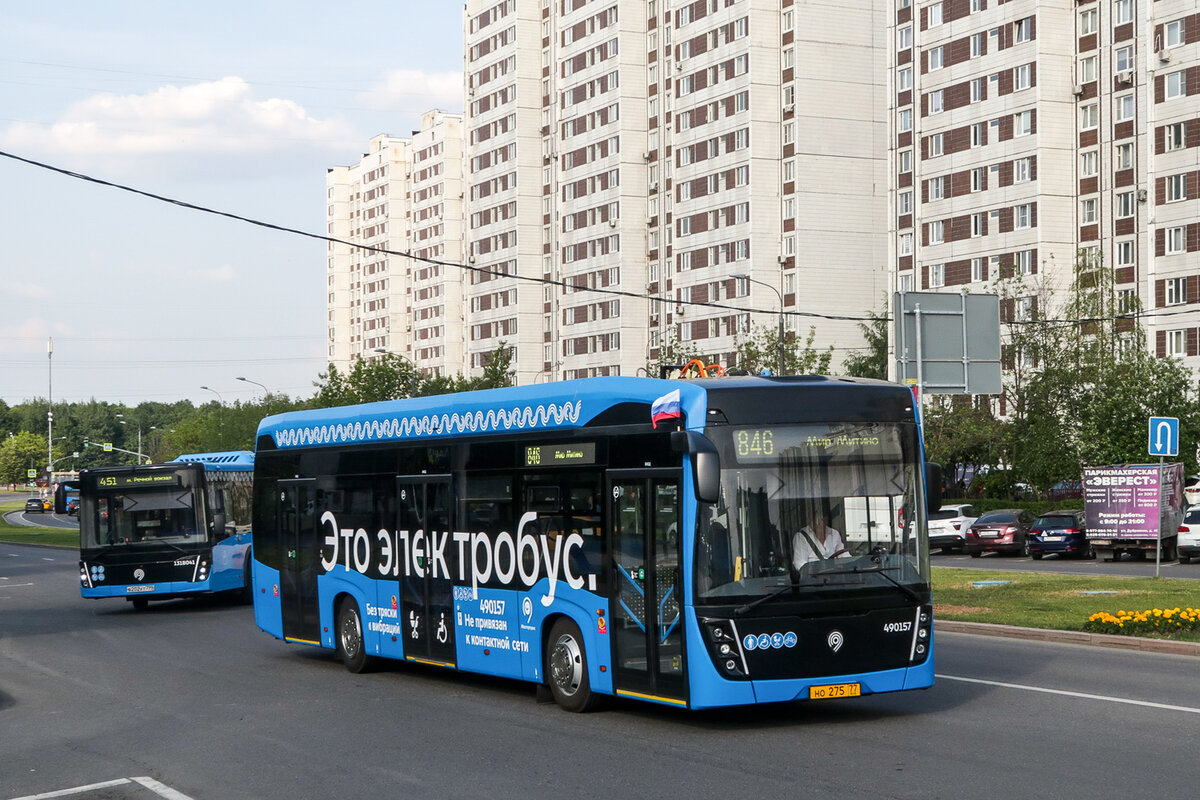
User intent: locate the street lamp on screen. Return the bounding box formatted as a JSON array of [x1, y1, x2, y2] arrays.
[[199, 386, 223, 404], [115, 416, 149, 464], [373, 349, 419, 397], [47, 337, 53, 477], [732, 272, 785, 376], [199, 386, 224, 445], [236, 377, 271, 412]]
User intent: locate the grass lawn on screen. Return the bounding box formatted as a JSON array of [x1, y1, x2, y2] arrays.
[[0, 500, 79, 548], [932, 567, 1200, 642]]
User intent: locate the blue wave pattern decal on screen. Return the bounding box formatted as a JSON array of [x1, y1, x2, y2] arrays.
[[273, 401, 583, 448]]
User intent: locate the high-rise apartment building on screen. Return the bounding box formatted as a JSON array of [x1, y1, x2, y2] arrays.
[[327, 1, 892, 382], [892, 0, 1200, 375], [325, 112, 466, 375]]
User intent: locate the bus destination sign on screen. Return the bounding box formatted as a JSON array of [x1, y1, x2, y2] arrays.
[[524, 443, 596, 467], [96, 473, 181, 489]]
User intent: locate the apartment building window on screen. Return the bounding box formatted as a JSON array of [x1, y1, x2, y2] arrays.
[[1117, 239, 1135, 267], [899, 231, 914, 255], [930, 263, 945, 287], [898, 25, 912, 50], [783, 122, 794, 144], [1080, 151, 1098, 178], [1167, 226, 1185, 254], [971, 213, 985, 237], [1011, 252, 1032, 277], [1115, 47, 1134, 73], [784, 160, 795, 181], [898, 189, 913, 214], [971, 78, 984, 102], [1114, 0, 1132, 25], [1081, 197, 1098, 224], [929, 90, 944, 114], [1166, 71, 1186, 99], [1014, 64, 1031, 91], [972, 258, 985, 282], [1168, 174, 1188, 202], [899, 108, 913, 132], [898, 65, 912, 91], [1014, 17, 1033, 43], [929, 175, 946, 200], [899, 148, 912, 173], [900, 272, 915, 292], [929, 46, 944, 71], [971, 122, 985, 147], [1114, 94, 1135, 123], [1015, 110, 1033, 136], [1079, 8, 1097, 35], [1167, 329, 1185, 357], [1015, 203, 1033, 228], [1165, 19, 1185, 47], [1079, 56, 1097, 84], [1118, 288, 1137, 312], [1164, 122, 1185, 151], [930, 132, 944, 156], [929, 220, 945, 243], [971, 167, 985, 191], [1081, 104, 1099, 130], [970, 32, 984, 57], [1015, 297, 1033, 321], [1116, 191, 1136, 218], [989, 254, 1002, 276], [782, 9, 794, 30], [988, 73, 1000, 97], [1115, 142, 1134, 170], [1167, 277, 1187, 305], [928, 2, 943, 26]]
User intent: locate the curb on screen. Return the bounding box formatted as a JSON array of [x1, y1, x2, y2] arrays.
[[936, 619, 1200, 657]]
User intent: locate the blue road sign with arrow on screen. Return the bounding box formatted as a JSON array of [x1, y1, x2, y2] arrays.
[[1148, 416, 1179, 457]]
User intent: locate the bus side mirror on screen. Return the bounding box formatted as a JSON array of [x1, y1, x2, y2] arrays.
[[671, 430, 721, 504], [925, 462, 944, 514]]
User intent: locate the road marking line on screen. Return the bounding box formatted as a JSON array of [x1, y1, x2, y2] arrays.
[[6, 777, 195, 800], [938, 673, 1200, 715]]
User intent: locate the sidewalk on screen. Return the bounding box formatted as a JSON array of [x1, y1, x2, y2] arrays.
[[936, 619, 1200, 657]]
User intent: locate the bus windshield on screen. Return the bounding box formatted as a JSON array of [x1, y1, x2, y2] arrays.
[[85, 488, 204, 547], [695, 421, 928, 603]]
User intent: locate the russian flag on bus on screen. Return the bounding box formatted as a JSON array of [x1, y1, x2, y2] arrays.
[[651, 389, 683, 429]]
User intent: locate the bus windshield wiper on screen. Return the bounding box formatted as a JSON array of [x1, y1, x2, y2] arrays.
[[733, 576, 806, 616], [808, 562, 923, 604]]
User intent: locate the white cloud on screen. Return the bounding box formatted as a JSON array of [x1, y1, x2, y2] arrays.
[[0, 77, 360, 163], [10, 283, 52, 300], [189, 264, 237, 282], [358, 70, 463, 116]]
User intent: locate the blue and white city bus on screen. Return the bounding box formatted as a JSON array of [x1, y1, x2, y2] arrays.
[[250, 376, 940, 711], [79, 451, 255, 610]]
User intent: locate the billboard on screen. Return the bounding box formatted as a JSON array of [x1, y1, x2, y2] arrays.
[[1083, 464, 1184, 540]]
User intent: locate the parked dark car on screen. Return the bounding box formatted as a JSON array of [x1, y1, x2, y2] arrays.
[[965, 509, 1035, 557], [24, 497, 44, 513], [1028, 510, 1092, 559]]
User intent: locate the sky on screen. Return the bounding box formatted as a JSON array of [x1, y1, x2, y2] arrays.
[[0, 1, 464, 408]]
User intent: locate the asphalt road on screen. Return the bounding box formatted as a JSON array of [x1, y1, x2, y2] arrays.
[[2, 543, 1197, 800]]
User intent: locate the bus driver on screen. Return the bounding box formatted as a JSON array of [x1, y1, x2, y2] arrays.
[[791, 504, 848, 568]]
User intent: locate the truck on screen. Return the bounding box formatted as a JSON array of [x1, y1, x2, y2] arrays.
[[1082, 464, 1184, 562]]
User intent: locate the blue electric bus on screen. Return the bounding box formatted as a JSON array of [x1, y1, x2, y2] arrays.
[[79, 451, 255, 610], [250, 376, 940, 711]]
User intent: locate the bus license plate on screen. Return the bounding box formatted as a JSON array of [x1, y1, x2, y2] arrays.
[[810, 683, 861, 700], [127, 585, 155, 593]]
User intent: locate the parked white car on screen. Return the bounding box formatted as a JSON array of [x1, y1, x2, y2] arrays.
[[1178, 508, 1200, 564], [928, 503, 980, 554], [1184, 476, 1200, 508]]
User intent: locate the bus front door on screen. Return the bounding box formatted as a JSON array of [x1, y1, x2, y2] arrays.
[[279, 478, 321, 644], [396, 475, 455, 666], [608, 470, 686, 705]]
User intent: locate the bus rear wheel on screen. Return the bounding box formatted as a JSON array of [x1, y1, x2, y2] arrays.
[[336, 597, 378, 674], [545, 618, 599, 712]]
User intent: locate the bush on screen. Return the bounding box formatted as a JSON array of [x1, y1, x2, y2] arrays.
[[1083, 607, 1200, 637]]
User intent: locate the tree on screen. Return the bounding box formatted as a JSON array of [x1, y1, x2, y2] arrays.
[[842, 310, 889, 380], [735, 323, 833, 376], [997, 249, 1200, 489], [921, 398, 1008, 494], [0, 431, 48, 486]]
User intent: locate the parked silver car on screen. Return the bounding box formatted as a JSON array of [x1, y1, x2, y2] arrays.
[[928, 503, 980, 553]]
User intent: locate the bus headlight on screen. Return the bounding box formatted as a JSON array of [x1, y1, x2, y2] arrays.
[[910, 605, 933, 664], [703, 618, 748, 678]]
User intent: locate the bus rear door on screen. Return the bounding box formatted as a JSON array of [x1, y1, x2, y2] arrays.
[[607, 470, 686, 706], [278, 478, 322, 644], [396, 475, 456, 666]]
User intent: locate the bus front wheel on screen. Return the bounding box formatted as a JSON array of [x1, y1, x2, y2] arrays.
[[545, 618, 599, 712], [336, 597, 378, 674]]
